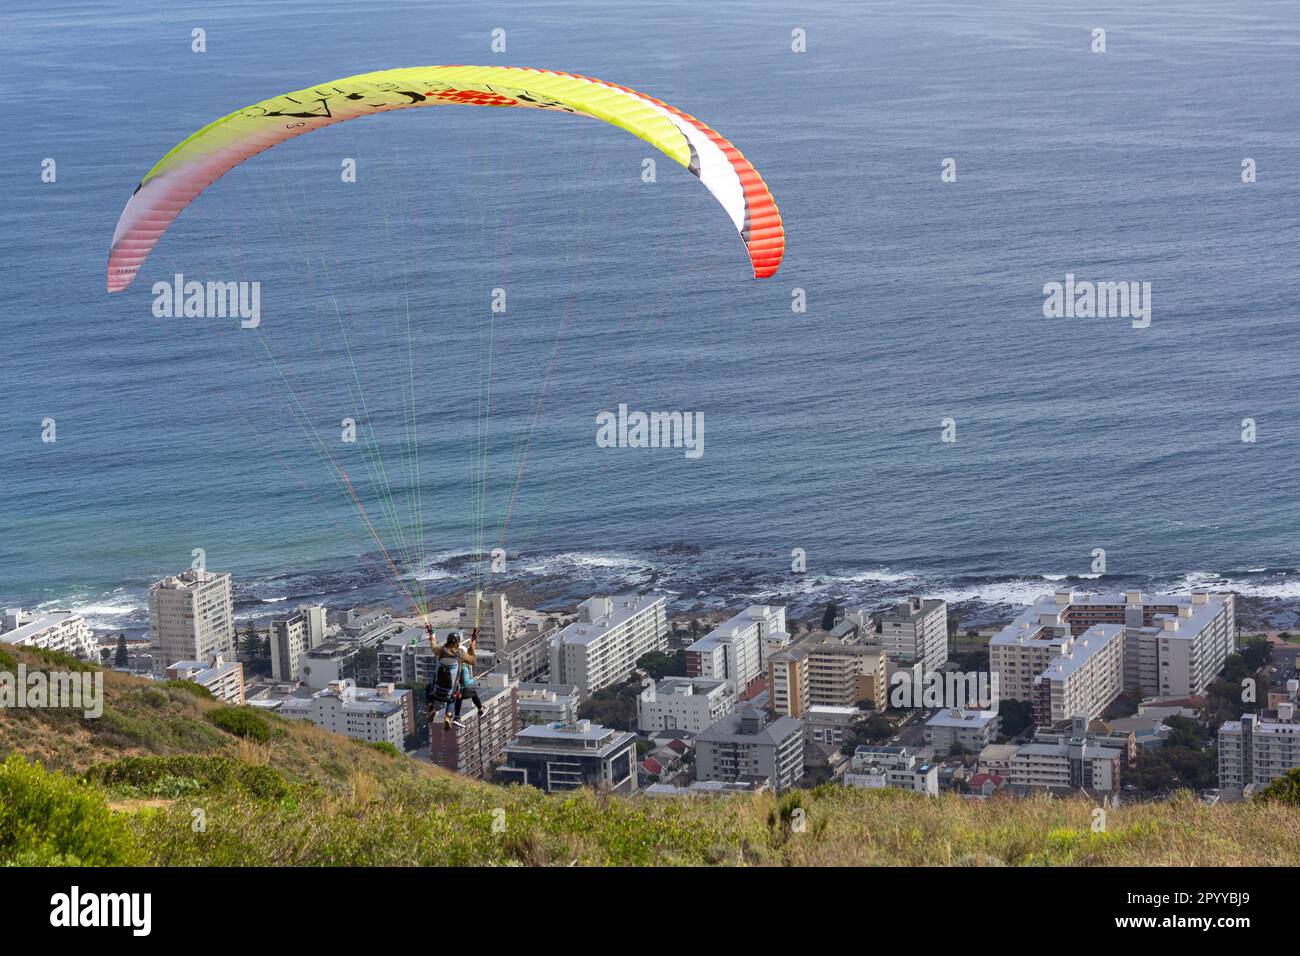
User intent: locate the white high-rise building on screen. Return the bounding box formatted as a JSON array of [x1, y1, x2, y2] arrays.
[[459, 591, 520, 653], [880, 597, 949, 672], [1031, 624, 1125, 724], [148, 569, 235, 674], [638, 676, 732, 734], [991, 591, 1235, 703], [1, 609, 97, 660], [549, 594, 668, 699], [1219, 707, 1300, 793], [270, 608, 322, 682], [686, 605, 786, 696]]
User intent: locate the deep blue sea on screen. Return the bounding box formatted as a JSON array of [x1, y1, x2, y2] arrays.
[[3, 0, 1299, 631]]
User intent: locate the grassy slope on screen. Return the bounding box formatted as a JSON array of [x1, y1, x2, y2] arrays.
[[2, 648, 1298, 866]]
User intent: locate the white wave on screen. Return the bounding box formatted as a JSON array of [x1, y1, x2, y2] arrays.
[[931, 578, 1075, 608]]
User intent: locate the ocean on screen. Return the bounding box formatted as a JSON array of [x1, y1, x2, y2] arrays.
[[2, 0, 1299, 632]]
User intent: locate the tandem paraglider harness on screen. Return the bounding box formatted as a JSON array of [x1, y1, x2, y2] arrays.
[[425, 628, 479, 720]]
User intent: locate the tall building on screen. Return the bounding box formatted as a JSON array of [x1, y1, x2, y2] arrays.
[[767, 621, 887, 716], [377, 627, 439, 686], [270, 608, 324, 682], [429, 673, 519, 779], [768, 643, 811, 718], [548, 594, 668, 698], [1219, 705, 1300, 792], [695, 706, 804, 792], [991, 591, 1235, 703], [637, 676, 731, 734], [1030, 623, 1125, 724], [459, 591, 522, 653], [148, 569, 235, 674], [1, 608, 96, 660], [686, 605, 785, 696], [503, 720, 638, 794], [880, 597, 949, 672], [277, 680, 413, 747]]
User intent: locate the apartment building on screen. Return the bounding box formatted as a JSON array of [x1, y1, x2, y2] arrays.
[[843, 746, 939, 796], [1030, 623, 1125, 724], [1219, 706, 1300, 792], [880, 597, 949, 671], [925, 707, 1001, 754], [496, 620, 556, 683], [686, 605, 786, 695], [148, 569, 236, 673], [1, 608, 96, 660], [429, 673, 520, 779], [270, 611, 309, 683], [991, 591, 1235, 704], [805, 630, 888, 711], [516, 682, 580, 726], [637, 676, 731, 734], [802, 705, 859, 748], [503, 720, 638, 794], [548, 594, 668, 698], [1005, 717, 1125, 792], [165, 655, 245, 704], [695, 706, 804, 792], [768, 622, 887, 716], [299, 642, 360, 690], [459, 591, 522, 653], [277, 680, 413, 747], [768, 643, 811, 717]]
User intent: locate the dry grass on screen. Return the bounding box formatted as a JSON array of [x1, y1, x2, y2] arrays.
[[5, 647, 1299, 867]]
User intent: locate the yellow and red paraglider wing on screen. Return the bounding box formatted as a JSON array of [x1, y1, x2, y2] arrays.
[[106, 65, 784, 291]]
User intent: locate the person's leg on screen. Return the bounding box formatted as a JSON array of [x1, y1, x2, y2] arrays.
[[468, 690, 483, 712]]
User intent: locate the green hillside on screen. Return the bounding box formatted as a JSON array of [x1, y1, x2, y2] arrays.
[[2, 647, 1299, 867]]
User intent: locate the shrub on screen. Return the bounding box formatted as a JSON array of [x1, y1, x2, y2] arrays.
[[86, 755, 289, 801], [24, 647, 96, 673], [162, 679, 213, 700], [1255, 767, 1300, 806], [0, 647, 16, 672], [0, 755, 140, 865], [208, 707, 271, 743], [369, 741, 401, 758], [140, 687, 170, 709]]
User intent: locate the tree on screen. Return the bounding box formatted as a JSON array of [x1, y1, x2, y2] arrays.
[[1256, 767, 1300, 806], [239, 622, 262, 659], [113, 634, 128, 668], [841, 714, 894, 754], [821, 602, 840, 631], [637, 649, 686, 681], [577, 681, 640, 731], [997, 699, 1034, 740]]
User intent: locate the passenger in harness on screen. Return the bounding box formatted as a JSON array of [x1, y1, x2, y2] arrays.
[[452, 630, 483, 725]]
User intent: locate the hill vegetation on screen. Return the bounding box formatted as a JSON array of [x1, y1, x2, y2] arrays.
[[2, 647, 1298, 867]]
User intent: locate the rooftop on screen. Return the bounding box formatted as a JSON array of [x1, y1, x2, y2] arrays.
[[554, 594, 666, 647]]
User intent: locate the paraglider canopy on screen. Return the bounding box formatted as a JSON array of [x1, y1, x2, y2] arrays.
[[106, 65, 785, 291]]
